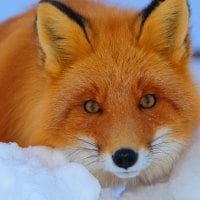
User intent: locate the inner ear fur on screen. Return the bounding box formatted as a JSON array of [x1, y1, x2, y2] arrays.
[[36, 0, 92, 77], [138, 0, 191, 62]]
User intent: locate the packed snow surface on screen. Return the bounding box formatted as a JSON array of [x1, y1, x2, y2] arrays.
[[0, 143, 101, 200]]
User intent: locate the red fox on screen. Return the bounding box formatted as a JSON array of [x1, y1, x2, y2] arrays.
[[0, 0, 199, 185]]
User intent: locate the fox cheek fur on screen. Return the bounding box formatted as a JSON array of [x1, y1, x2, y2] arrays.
[[0, 0, 199, 185]]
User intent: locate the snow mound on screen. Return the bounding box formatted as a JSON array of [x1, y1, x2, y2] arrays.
[[0, 143, 100, 200]]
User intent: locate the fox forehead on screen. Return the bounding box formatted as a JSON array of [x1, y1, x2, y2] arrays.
[[59, 47, 178, 99]]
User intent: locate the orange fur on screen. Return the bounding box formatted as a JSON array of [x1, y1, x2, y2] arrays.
[[0, 0, 199, 185]]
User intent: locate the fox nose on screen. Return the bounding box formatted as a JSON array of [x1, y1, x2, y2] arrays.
[[112, 148, 138, 169]]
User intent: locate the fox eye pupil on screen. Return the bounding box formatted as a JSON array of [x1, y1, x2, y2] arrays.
[[144, 96, 150, 104], [84, 100, 101, 113], [90, 102, 95, 111], [140, 94, 156, 109]]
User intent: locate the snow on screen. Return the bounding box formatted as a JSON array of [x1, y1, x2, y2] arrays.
[[0, 143, 101, 200]]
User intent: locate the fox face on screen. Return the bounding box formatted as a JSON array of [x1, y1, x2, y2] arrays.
[[33, 0, 199, 184], [0, 0, 199, 186]]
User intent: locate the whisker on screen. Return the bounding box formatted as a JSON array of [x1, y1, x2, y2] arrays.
[[151, 132, 171, 144], [77, 147, 98, 152], [76, 137, 97, 148], [65, 149, 82, 160], [63, 137, 102, 169], [151, 140, 185, 148], [152, 150, 171, 155], [85, 159, 99, 167], [149, 138, 186, 170], [81, 154, 98, 160], [151, 141, 186, 155], [67, 147, 99, 160]]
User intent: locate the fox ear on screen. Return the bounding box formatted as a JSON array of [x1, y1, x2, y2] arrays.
[[138, 0, 191, 62], [36, 0, 91, 77]]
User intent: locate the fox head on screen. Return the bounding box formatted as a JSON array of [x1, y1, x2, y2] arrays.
[[34, 0, 199, 185]]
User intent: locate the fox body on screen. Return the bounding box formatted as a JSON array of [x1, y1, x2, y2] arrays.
[[0, 0, 199, 185]]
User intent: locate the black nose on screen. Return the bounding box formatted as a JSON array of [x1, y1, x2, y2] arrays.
[[112, 148, 138, 169]]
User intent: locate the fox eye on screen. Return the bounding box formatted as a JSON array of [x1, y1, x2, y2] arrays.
[[139, 94, 156, 109], [84, 100, 101, 113]]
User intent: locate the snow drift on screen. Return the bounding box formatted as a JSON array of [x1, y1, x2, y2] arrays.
[[0, 143, 100, 200]]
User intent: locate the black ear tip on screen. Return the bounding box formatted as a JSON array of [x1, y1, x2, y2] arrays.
[[141, 0, 165, 26], [39, 0, 54, 4], [186, 0, 191, 18], [36, 0, 90, 44]]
